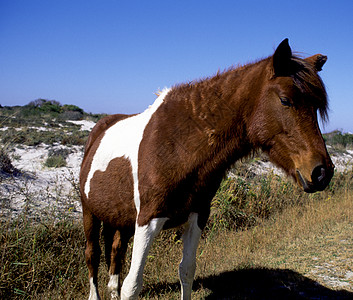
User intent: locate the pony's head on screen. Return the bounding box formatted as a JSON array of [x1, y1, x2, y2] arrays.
[[250, 39, 334, 193]]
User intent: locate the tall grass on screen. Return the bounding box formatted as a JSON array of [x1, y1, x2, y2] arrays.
[[1, 166, 352, 299], [0, 217, 87, 299], [208, 161, 303, 233]]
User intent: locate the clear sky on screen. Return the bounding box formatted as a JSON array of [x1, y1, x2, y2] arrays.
[[1, 0, 353, 133]]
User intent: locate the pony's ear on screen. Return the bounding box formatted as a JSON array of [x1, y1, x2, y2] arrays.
[[273, 38, 292, 76], [305, 54, 327, 72]]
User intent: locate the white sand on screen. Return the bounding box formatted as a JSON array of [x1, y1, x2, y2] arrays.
[[68, 120, 96, 131]]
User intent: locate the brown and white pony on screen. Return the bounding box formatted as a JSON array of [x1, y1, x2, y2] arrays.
[[80, 39, 334, 300]]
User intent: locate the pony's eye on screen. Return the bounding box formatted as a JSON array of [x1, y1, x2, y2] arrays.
[[280, 97, 292, 107]]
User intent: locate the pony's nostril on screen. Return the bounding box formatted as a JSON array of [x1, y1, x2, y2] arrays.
[[311, 165, 328, 190], [315, 166, 325, 182]]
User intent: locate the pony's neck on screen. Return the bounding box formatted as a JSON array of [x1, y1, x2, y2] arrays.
[[170, 58, 270, 165]]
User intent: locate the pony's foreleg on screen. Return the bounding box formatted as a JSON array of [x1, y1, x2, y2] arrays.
[[179, 213, 202, 300], [120, 217, 168, 300]]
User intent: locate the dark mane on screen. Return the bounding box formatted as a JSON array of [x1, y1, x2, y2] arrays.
[[291, 55, 329, 122], [167, 55, 329, 128], [171, 57, 266, 90]]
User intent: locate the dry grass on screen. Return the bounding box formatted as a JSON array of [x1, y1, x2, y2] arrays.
[[140, 171, 353, 299], [1, 169, 353, 299]]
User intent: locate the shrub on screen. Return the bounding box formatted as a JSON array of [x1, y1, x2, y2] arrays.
[[21, 99, 63, 119], [27, 99, 61, 108], [44, 148, 74, 168], [62, 104, 84, 114], [62, 131, 88, 146], [60, 110, 83, 120], [48, 148, 72, 159], [323, 131, 353, 148], [44, 155, 67, 168], [0, 148, 18, 174], [39, 101, 62, 114], [0, 128, 62, 146]]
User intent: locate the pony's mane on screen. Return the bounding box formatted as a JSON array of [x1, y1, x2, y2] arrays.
[[165, 55, 329, 123], [291, 55, 329, 123], [170, 58, 266, 94]]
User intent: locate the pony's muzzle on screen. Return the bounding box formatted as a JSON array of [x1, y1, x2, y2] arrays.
[[296, 164, 334, 193]]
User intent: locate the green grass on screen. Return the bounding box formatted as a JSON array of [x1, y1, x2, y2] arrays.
[[0, 218, 87, 299], [44, 155, 67, 168], [44, 148, 73, 168]]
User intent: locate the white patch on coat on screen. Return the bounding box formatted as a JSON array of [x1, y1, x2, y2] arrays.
[[84, 88, 170, 213], [107, 274, 119, 299], [88, 278, 100, 300], [120, 217, 168, 299], [179, 212, 202, 299]]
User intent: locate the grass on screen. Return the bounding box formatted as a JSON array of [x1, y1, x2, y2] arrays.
[[140, 170, 353, 299], [0, 127, 90, 147], [1, 168, 353, 299], [0, 218, 87, 299], [1, 107, 353, 299], [44, 148, 72, 168]]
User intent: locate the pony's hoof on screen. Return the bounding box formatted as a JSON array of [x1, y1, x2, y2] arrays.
[[110, 290, 119, 300]]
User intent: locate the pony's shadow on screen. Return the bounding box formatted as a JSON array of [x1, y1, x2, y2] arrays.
[[142, 268, 353, 299]]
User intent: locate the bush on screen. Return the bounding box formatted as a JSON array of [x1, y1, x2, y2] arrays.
[[22, 99, 63, 119], [62, 105, 84, 114], [44, 148, 72, 168], [62, 131, 88, 146], [60, 110, 83, 120], [44, 155, 67, 168], [0, 148, 18, 174], [40, 101, 62, 114], [48, 148, 72, 159], [323, 131, 353, 148], [0, 128, 63, 146], [27, 99, 61, 108]]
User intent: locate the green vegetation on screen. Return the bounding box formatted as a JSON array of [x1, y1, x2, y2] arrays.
[[0, 218, 87, 299], [44, 148, 73, 168], [0, 98, 105, 128], [0, 127, 90, 147], [0, 99, 106, 148], [323, 130, 353, 150], [208, 160, 353, 234]]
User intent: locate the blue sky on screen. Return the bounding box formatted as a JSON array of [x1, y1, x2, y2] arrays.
[[1, 0, 353, 133]]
